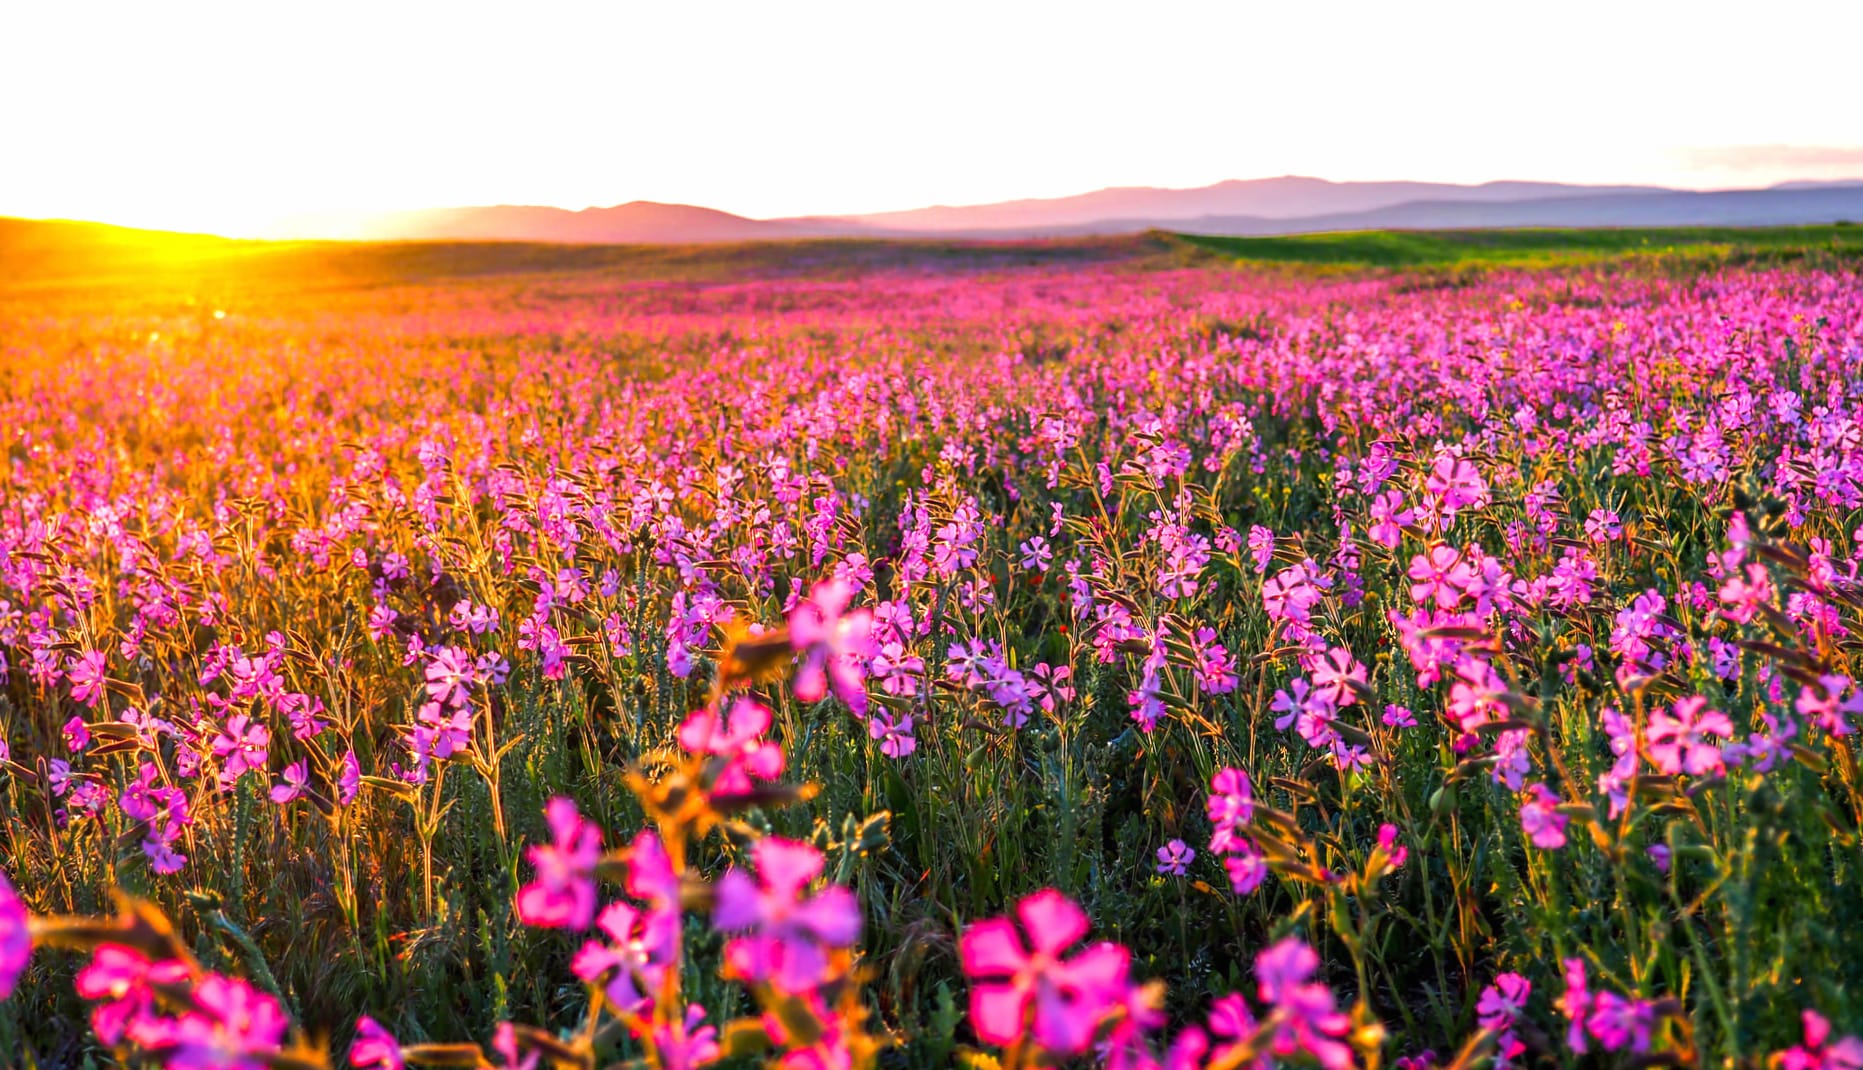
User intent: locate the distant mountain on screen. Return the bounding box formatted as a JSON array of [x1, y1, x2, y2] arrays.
[[326, 178, 1863, 245], [1156, 186, 1863, 238], [826, 177, 1673, 232], [357, 201, 870, 244]]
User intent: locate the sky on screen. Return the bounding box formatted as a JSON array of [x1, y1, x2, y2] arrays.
[[4, 0, 1861, 238]]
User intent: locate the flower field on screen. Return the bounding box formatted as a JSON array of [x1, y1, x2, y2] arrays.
[[2, 240, 1862, 1067]]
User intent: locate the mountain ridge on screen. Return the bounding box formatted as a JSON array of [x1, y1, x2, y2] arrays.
[[306, 177, 1863, 244]]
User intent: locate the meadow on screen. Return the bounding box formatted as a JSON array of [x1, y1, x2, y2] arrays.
[[0, 221, 1861, 1068]]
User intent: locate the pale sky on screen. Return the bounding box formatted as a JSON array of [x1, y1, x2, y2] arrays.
[[4, 0, 1861, 237]]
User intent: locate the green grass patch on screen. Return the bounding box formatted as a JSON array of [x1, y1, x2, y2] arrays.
[[1169, 223, 1863, 268]]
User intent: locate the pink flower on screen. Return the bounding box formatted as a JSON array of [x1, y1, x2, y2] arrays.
[[1780, 1010, 1863, 1070], [713, 837, 861, 993], [1223, 847, 1268, 895], [1307, 646, 1367, 708], [1255, 938, 1353, 1070], [1519, 783, 1568, 849], [515, 797, 603, 930], [63, 715, 90, 752], [0, 871, 29, 999], [67, 650, 108, 708], [76, 944, 187, 1044], [1587, 991, 1657, 1054], [1206, 767, 1255, 853], [868, 710, 917, 758], [1424, 455, 1489, 522], [1155, 839, 1195, 876], [1648, 696, 1733, 777], [653, 1004, 721, 1070], [211, 713, 271, 790], [787, 579, 876, 713], [679, 697, 787, 797], [269, 760, 309, 804], [1557, 958, 1591, 1053], [157, 973, 292, 1069], [350, 1015, 404, 1070], [338, 750, 361, 805], [572, 899, 679, 1013], [960, 889, 1131, 1055], [1477, 973, 1531, 1030], [1376, 823, 1408, 870]]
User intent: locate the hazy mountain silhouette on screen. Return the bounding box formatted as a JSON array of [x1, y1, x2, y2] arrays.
[[361, 201, 871, 244], [827, 177, 1670, 231], [327, 179, 1863, 244]]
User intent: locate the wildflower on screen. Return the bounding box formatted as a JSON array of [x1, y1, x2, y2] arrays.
[[350, 1016, 405, 1070], [338, 750, 361, 805], [960, 888, 1131, 1055], [867, 709, 917, 758], [1155, 840, 1194, 876], [77, 944, 187, 1043], [0, 871, 28, 998], [1519, 783, 1568, 849], [1557, 958, 1591, 1053], [1206, 768, 1255, 851], [573, 899, 680, 1014], [67, 650, 109, 707], [788, 578, 877, 713], [516, 797, 602, 930], [1648, 696, 1733, 777], [1778, 1010, 1863, 1070], [1223, 845, 1268, 895], [1306, 646, 1367, 708], [679, 697, 786, 796], [1588, 991, 1658, 1054], [652, 1004, 721, 1070], [1019, 536, 1053, 572], [1477, 973, 1531, 1030], [713, 837, 861, 993], [211, 713, 271, 789], [63, 715, 90, 753], [269, 760, 309, 804], [1255, 938, 1353, 1070]]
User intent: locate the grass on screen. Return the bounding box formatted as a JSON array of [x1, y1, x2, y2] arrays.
[[1168, 223, 1863, 268]]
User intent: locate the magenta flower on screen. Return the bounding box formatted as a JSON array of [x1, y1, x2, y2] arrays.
[[1519, 783, 1568, 849], [1376, 823, 1408, 870], [679, 697, 786, 796], [1224, 846, 1268, 895], [1206, 767, 1255, 851], [653, 1004, 722, 1070], [1557, 958, 1591, 1053], [211, 713, 271, 790], [572, 899, 680, 1013], [67, 650, 108, 708], [1587, 991, 1657, 1054], [0, 871, 29, 999], [1780, 1010, 1863, 1070], [714, 837, 860, 993], [516, 797, 603, 930], [1648, 696, 1734, 776], [269, 760, 309, 804], [63, 715, 90, 753], [1476, 972, 1531, 1030], [1255, 938, 1352, 1070], [338, 750, 361, 805], [787, 578, 876, 713], [960, 889, 1131, 1055], [868, 710, 917, 758], [1155, 839, 1195, 876], [350, 1015, 404, 1070], [76, 943, 188, 1043], [157, 973, 292, 1069]]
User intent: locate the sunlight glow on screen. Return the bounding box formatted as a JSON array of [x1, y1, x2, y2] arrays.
[[4, 0, 1861, 238]]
